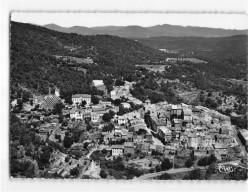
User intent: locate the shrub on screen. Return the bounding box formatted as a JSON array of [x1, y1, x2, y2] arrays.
[[158, 173, 172, 180], [155, 165, 161, 172], [100, 169, 107, 178], [65, 156, 70, 162], [161, 158, 173, 171], [149, 168, 155, 173], [183, 168, 202, 180], [197, 154, 217, 166], [70, 167, 79, 176], [185, 158, 194, 168], [102, 148, 108, 154]]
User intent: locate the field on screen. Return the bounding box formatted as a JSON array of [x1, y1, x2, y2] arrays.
[[135, 64, 171, 72], [178, 91, 200, 103]]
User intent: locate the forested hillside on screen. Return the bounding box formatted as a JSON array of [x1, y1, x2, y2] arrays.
[[10, 21, 171, 98], [10, 21, 247, 110], [135, 35, 248, 64]]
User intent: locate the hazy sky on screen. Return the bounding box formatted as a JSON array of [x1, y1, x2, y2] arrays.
[[11, 12, 248, 29]]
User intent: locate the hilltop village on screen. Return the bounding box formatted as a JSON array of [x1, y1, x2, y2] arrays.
[[10, 79, 247, 180]]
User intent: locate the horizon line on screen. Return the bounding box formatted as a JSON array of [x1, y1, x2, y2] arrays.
[[11, 20, 248, 31]]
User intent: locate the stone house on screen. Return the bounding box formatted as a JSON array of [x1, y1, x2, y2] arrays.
[[171, 105, 183, 118], [187, 133, 201, 149], [157, 126, 172, 142], [124, 142, 135, 155], [146, 132, 153, 143]]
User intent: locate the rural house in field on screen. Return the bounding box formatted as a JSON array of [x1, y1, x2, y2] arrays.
[[72, 94, 91, 106]]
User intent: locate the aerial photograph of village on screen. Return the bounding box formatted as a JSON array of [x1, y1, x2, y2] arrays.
[[9, 12, 247, 180]]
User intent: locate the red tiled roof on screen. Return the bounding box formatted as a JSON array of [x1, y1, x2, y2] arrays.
[[72, 94, 91, 98]]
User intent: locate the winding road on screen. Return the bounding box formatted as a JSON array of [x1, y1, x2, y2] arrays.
[[134, 167, 206, 180]]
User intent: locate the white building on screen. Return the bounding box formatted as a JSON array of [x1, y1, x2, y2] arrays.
[[188, 133, 200, 149], [70, 109, 84, 120], [121, 102, 131, 109], [92, 80, 104, 87], [11, 99, 18, 108], [111, 145, 124, 156], [72, 94, 91, 106], [54, 88, 60, 97], [110, 86, 131, 100], [99, 100, 112, 107], [91, 111, 106, 122], [117, 116, 126, 125], [158, 126, 172, 141]]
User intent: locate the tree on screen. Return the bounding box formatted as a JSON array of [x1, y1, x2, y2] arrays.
[[53, 103, 62, 115], [109, 110, 115, 118], [22, 91, 31, 102], [81, 100, 87, 107], [185, 158, 194, 168], [184, 168, 202, 180], [58, 114, 64, 123], [65, 156, 70, 163], [197, 156, 208, 167], [63, 135, 73, 148], [197, 154, 216, 167], [62, 120, 68, 126], [83, 142, 89, 150], [115, 161, 125, 171], [205, 98, 219, 109], [149, 168, 155, 173], [228, 167, 247, 180], [158, 173, 172, 180], [115, 79, 125, 86], [70, 167, 79, 176], [91, 95, 99, 105], [225, 108, 232, 115], [113, 99, 121, 106], [161, 158, 173, 171], [17, 99, 23, 110], [100, 169, 107, 178], [155, 165, 161, 172], [102, 148, 108, 154], [205, 163, 217, 179], [209, 154, 217, 163], [102, 113, 112, 122]]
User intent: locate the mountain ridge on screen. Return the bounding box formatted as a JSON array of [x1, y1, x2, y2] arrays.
[[43, 23, 247, 38]]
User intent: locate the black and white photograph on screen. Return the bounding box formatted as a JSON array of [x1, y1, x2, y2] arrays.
[[1, 0, 248, 192]]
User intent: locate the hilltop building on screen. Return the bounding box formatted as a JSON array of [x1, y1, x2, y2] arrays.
[[72, 94, 91, 106]]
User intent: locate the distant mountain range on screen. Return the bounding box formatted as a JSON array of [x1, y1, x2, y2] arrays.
[[44, 23, 247, 38]]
